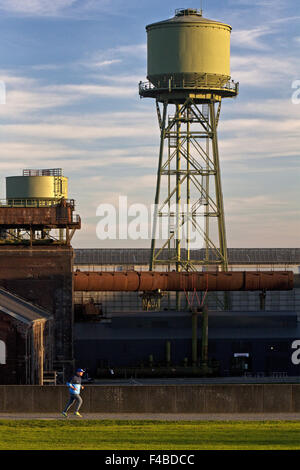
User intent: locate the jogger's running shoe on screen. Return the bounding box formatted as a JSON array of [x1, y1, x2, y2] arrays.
[[74, 411, 82, 417], [61, 412, 68, 418]]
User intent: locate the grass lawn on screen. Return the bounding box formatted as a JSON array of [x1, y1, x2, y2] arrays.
[[0, 419, 300, 450]]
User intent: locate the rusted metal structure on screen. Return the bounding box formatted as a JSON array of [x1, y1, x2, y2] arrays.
[[0, 198, 80, 245], [0, 168, 80, 246], [74, 270, 293, 292]]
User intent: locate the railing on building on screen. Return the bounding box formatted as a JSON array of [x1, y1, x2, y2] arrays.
[[22, 168, 63, 177], [175, 8, 203, 16], [0, 198, 75, 209], [139, 76, 239, 95]]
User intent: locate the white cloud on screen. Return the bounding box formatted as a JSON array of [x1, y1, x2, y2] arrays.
[[0, 71, 143, 120], [271, 16, 300, 25], [89, 60, 122, 68], [0, 0, 77, 16], [1, 121, 156, 140], [226, 195, 289, 213], [32, 59, 123, 71], [53, 83, 136, 98], [229, 0, 286, 12], [0, 89, 78, 117], [225, 98, 300, 119], [231, 26, 274, 50], [85, 44, 146, 70], [231, 54, 297, 86], [0, 141, 158, 170], [211, 97, 300, 161], [219, 130, 300, 161], [112, 44, 147, 57]]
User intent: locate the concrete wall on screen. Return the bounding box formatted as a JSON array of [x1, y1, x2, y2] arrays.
[[1, 384, 300, 413]]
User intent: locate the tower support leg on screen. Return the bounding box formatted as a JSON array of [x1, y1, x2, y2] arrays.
[[150, 97, 229, 279]]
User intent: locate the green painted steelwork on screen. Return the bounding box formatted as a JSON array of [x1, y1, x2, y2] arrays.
[[140, 10, 239, 286], [147, 97, 230, 272]]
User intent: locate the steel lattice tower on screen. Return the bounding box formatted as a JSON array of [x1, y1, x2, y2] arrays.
[[139, 8, 239, 277]]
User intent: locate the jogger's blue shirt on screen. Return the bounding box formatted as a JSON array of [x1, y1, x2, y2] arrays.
[[66, 375, 82, 395]]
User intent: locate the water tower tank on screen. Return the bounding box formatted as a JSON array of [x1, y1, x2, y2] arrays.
[[146, 8, 232, 89], [6, 168, 68, 204]]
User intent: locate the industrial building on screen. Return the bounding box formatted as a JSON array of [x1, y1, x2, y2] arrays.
[[0, 8, 298, 384], [73, 249, 300, 379], [0, 168, 80, 384]]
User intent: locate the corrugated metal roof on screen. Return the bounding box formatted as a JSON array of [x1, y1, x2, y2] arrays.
[[74, 248, 300, 265], [0, 287, 52, 324]]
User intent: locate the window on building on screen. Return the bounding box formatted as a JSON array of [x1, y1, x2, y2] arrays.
[[0, 340, 6, 364]]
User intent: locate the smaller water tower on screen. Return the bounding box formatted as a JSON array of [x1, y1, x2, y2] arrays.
[[139, 8, 239, 277], [6, 168, 68, 205], [0, 168, 80, 246]]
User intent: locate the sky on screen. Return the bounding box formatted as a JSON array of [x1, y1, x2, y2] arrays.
[[0, 0, 299, 249]]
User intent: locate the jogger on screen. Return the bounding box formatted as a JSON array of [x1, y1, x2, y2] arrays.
[[62, 368, 85, 417]]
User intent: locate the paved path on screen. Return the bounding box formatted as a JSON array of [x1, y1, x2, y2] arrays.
[[1, 413, 300, 421]]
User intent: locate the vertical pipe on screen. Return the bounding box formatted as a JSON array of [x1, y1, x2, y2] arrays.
[[186, 106, 191, 268], [210, 100, 230, 309], [29, 227, 33, 247], [167, 116, 171, 310], [40, 322, 44, 386], [201, 304, 208, 366], [30, 326, 34, 384], [150, 101, 168, 271], [209, 101, 228, 271], [192, 310, 198, 366], [168, 116, 171, 272], [25, 330, 29, 385], [260, 289, 266, 311], [166, 340, 171, 365], [205, 105, 210, 268], [66, 228, 70, 246], [176, 104, 181, 310], [176, 103, 181, 271]]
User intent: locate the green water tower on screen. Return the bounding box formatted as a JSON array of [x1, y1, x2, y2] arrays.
[[139, 8, 239, 280]]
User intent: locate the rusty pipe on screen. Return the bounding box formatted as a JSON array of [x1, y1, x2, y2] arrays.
[[73, 271, 294, 292]]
